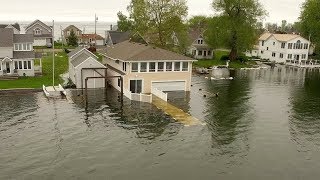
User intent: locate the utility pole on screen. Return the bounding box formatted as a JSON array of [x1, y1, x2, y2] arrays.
[[95, 14, 98, 46]]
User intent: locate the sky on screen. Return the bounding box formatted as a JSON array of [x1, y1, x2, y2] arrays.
[[1, 0, 305, 24]]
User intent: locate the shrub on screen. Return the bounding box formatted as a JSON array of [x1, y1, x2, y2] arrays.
[[220, 55, 229, 61], [237, 55, 248, 63]]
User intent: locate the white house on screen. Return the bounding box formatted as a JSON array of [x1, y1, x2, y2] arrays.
[[0, 28, 35, 76], [253, 33, 311, 63], [68, 47, 106, 89], [188, 29, 213, 60]]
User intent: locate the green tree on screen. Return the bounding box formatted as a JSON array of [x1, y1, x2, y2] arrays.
[[299, 0, 320, 53], [127, 0, 188, 48], [117, 11, 133, 32], [187, 15, 210, 30], [67, 29, 78, 47], [206, 0, 267, 60]]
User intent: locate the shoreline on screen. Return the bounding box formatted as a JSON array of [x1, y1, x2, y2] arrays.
[[0, 88, 42, 94]]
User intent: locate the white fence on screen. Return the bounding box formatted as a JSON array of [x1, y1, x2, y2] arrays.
[[151, 88, 168, 101], [286, 60, 320, 68], [123, 89, 152, 103]]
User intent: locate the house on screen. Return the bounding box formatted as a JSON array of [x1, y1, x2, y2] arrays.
[[100, 40, 196, 101], [188, 29, 213, 59], [25, 20, 53, 46], [63, 25, 82, 44], [68, 47, 106, 89], [0, 28, 35, 76], [80, 34, 105, 46], [245, 45, 260, 57], [255, 32, 311, 63], [105, 31, 130, 45], [0, 23, 20, 34]]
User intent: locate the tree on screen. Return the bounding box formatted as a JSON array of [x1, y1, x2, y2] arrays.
[[206, 0, 267, 60], [127, 0, 188, 48], [67, 29, 78, 47], [117, 11, 133, 32], [187, 15, 210, 30], [299, 0, 320, 53]]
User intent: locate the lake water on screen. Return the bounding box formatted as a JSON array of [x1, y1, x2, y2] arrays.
[[1, 66, 320, 179]]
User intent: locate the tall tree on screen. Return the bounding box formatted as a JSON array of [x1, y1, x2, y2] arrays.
[[299, 0, 320, 53], [67, 29, 78, 47], [117, 12, 133, 32], [187, 15, 210, 30], [206, 0, 267, 60], [127, 0, 188, 48]]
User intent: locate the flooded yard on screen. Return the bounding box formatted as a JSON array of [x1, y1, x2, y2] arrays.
[[1, 67, 320, 179]]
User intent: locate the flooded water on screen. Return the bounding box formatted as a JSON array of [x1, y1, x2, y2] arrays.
[[1, 66, 320, 179]]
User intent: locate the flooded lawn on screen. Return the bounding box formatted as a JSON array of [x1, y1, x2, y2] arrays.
[[1, 67, 320, 179]]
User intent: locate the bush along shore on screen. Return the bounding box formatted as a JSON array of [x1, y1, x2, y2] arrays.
[[0, 52, 68, 90], [193, 50, 258, 69]]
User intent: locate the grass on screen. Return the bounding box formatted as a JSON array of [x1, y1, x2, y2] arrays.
[[193, 50, 257, 69], [0, 52, 68, 89]]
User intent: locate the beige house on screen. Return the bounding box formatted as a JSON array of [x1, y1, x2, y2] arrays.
[[68, 47, 106, 89], [63, 25, 82, 44], [25, 20, 53, 47], [100, 40, 196, 101]]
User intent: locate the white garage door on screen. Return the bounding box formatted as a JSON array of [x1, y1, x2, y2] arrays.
[[152, 81, 185, 91]]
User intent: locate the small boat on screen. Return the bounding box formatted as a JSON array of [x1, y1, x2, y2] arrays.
[[43, 84, 66, 97]]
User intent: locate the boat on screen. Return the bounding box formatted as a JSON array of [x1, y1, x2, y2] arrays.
[[43, 20, 67, 98]]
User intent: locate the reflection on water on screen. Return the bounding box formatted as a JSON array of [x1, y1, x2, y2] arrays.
[[1, 67, 320, 179]]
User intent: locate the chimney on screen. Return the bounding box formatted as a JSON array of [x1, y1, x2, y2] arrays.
[[110, 24, 113, 31]]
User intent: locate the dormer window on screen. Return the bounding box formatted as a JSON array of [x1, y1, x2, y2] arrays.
[[197, 39, 203, 44], [34, 28, 41, 35]]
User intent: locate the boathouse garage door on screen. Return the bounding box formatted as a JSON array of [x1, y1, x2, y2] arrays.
[[152, 81, 185, 92]]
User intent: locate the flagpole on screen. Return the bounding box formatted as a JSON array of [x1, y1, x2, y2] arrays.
[[52, 20, 55, 87], [95, 14, 97, 46]]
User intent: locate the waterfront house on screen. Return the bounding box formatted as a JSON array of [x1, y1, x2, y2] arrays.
[[187, 29, 213, 59], [0, 28, 35, 76], [80, 34, 105, 46], [68, 47, 106, 89], [25, 20, 53, 47], [63, 25, 82, 44], [100, 40, 196, 102], [105, 31, 130, 45], [0, 23, 20, 34], [254, 32, 311, 63]]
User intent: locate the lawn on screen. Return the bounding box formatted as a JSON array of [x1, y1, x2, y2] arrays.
[[0, 52, 69, 89], [193, 50, 257, 69]]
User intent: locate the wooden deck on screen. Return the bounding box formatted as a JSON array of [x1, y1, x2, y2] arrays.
[[152, 96, 203, 126]]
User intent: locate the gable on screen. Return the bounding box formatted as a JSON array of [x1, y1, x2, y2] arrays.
[[73, 56, 106, 68], [25, 20, 52, 34]]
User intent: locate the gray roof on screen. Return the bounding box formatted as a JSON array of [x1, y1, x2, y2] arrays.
[[68, 47, 86, 57], [101, 40, 195, 62], [71, 53, 91, 67], [69, 47, 101, 67], [108, 31, 130, 44], [13, 51, 35, 59], [0, 23, 20, 31], [13, 34, 34, 43], [0, 28, 14, 47]]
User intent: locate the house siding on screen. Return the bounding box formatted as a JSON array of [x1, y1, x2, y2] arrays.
[[0, 47, 13, 58]]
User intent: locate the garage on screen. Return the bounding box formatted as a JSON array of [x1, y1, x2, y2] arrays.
[[152, 81, 186, 92]]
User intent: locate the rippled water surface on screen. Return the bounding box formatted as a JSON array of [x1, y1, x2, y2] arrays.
[[1, 67, 320, 180]]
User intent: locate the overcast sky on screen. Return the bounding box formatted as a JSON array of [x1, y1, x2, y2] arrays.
[[1, 0, 305, 24]]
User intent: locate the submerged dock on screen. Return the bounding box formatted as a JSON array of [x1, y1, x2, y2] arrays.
[[152, 96, 203, 126]]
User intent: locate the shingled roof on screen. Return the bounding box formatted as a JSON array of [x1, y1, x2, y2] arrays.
[[13, 34, 34, 43], [259, 32, 302, 42], [0, 28, 14, 47], [102, 40, 195, 62], [108, 31, 130, 44], [0, 23, 20, 31]]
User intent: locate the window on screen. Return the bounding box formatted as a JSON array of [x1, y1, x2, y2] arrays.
[[19, 61, 22, 69], [296, 40, 302, 49], [14, 44, 18, 50], [293, 43, 296, 49], [89, 38, 92, 42], [131, 63, 138, 72], [273, 42, 275, 45], [158, 62, 164, 72], [27, 61, 31, 69], [302, 54, 307, 59], [281, 43, 285, 48], [140, 62, 147, 72], [262, 41, 265, 46], [34, 28, 41, 35], [182, 62, 189, 71], [24, 61, 27, 69], [118, 78, 121, 87], [174, 62, 181, 71], [304, 43, 309, 49], [0, 62, 1, 70], [272, 52, 276, 57], [166, 62, 172, 71], [115, 60, 119, 64], [197, 39, 203, 44], [198, 50, 203, 56], [288, 54, 292, 59], [208, 51, 211, 56], [280, 53, 284, 58], [267, 47, 269, 50], [130, 80, 142, 93], [122, 62, 127, 72], [288, 43, 293, 49], [149, 62, 156, 72], [14, 61, 18, 69]]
